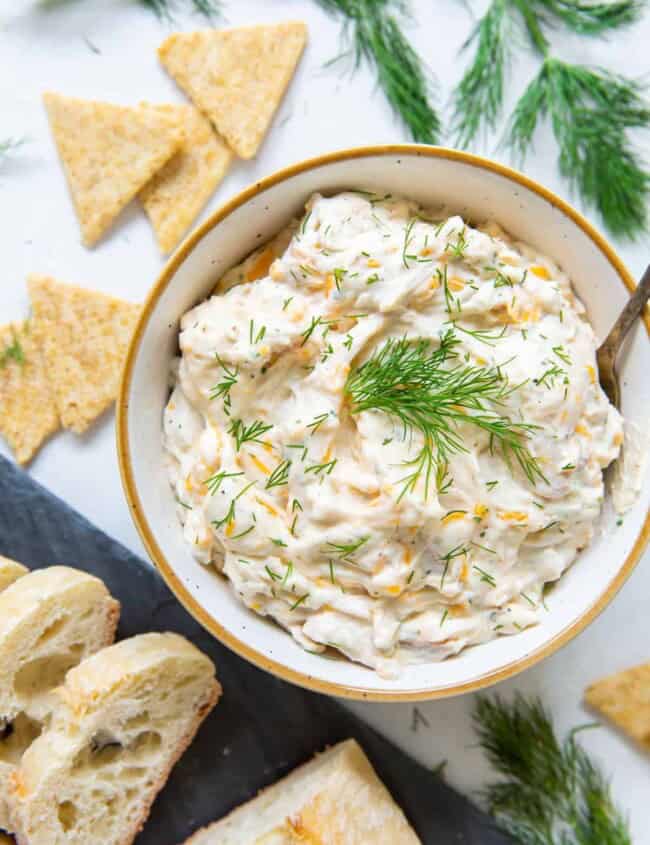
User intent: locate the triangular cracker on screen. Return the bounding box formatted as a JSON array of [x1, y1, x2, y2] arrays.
[[585, 662, 650, 752], [43, 93, 184, 247], [27, 275, 141, 433], [158, 22, 307, 159], [0, 320, 60, 464], [139, 103, 232, 254]]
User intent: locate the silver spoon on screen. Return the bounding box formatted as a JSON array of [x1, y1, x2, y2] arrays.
[[597, 265, 650, 409]]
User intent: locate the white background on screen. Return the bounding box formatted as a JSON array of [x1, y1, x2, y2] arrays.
[[2, 0, 649, 839]]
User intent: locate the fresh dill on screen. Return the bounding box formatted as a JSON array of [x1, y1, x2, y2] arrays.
[[440, 543, 469, 587], [228, 418, 273, 451], [265, 459, 291, 489], [402, 217, 417, 268], [552, 345, 572, 365], [289, 592, 310, 611], [249, 319, 266, 345], [286, 443, 309, 462], [333, 267, 347, 291], [271, 537, 288, 547], [212, 480, 256, 530], [445, 228, 468, 261], [473, 565, 497, 587], [307, 412, 330, 433], [474, 694, 631, 845], [210, 354, 238, 412], [507, 57, 650, 239], [304, 458, 338, 476], [316, 0, 441, 144], [203, 469, 243, 496], [452, 323, 506, 346], [534, 363, 566, 388], [345, 330, 545, 500], [325, 535, 369, 564]]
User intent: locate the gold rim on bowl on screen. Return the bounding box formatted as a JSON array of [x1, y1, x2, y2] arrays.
[[117, 144, 650, 702]]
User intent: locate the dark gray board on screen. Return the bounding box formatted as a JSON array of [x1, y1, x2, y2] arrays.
[[0, 456, 513, 845]]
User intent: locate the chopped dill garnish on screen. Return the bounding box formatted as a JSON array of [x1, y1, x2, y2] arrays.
[[520, 591, 536, 607], [265, 565, 282, 581], [231, 524, 254, 540], [204, 469, 244, 496], [474, 565, 497, 587], [228, 418, 273, 451], [333, 267, 347, 291], [552, 345, 572, 365], [471, 541, 497, 555], [402, 217, 417, 268], [325, 536, 369, 565], [138, 0, 222, 21], [265, 459, 291, 489], [301, 210, 312, 234], [343, 333, 354, 350], [440, 608, 449, 626], [345, 329, 545, 500], [282, 296, 294, 310], [307, 412, 330, 433], [300, 315, 323, 345], [292, 498, 303, 512], [289, 592, 309, 611], [446, 228, 468, 260], [286, 443, 309, 462], [249, 319, 266, 345], [534, 363, 566, 388], [271, 537, 288, 547], [366, 273, 381, 285], [486, 480, 499, 490], [210, 354, 238, 412], [211, 480, 256, 530], [452, 323, 507, 346], [562, 462, 576, 470], [304, 458, 337, 476], [440, 543, 469, 587], [329, 559, 337, 584]]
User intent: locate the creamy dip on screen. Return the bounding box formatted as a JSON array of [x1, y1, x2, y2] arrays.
[[163, 191, 623, 677]]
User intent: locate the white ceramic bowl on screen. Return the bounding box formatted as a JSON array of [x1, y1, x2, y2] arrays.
[[118, 145, 650, 701]]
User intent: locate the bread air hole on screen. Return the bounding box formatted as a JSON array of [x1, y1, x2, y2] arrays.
[[57, 801, 78, 832], [0, 713, 42, 763], [71, 729, 162, 773], [34, 615, 68, 646], [14, 651, 82, 697]]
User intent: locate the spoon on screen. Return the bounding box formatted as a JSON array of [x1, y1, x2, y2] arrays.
[[597, 264, 650, 409]]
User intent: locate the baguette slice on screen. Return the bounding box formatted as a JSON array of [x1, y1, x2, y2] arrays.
[[10, 632, 221, 845], [0, 555, 28, 593], [0, 566, 119, 832], [183, 739, 421, 845]]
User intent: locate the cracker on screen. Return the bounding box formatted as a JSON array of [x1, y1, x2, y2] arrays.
[[158, 22, 307, 160], [43, 92, 183, 247], [585, 662, 650, 752], [27, 274, 141, 434], [139, 103, 232, 254], [0, 320, 60, 464]]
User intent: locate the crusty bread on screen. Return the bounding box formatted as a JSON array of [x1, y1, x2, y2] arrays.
[[0, 555, 28, 593], [183, 739, 421, 845], [9, 632, 221, 845], [0, 566, 119, 832]]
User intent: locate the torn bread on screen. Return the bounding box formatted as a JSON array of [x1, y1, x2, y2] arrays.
[[9, 632, 221, 845], [182, 738, 421, 844], [0, 320, 60, 465], [0, 556, 28, 593], [158, 22, 307, 159], [27, 274, 141, 433], [0, 566, 119, 833], [585, 662, 650, 752], [139, 103, 232, 254], [43, 92, 183, 246]]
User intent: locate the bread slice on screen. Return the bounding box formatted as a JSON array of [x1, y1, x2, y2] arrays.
[[0, 566, 119, 832], [0, 555, 28, 593], [183, 739, 421, 845], [9, 632, 221, 845]]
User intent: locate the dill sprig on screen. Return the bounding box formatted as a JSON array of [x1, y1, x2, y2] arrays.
[[452, 0, 512, 148], [316, 0, 441, 144], [228, 418, 273, 451], [474, 694, 631, 845], [138, 0, 221, 20], [345, 330, 545, 499], [507, 57, 650, 238]]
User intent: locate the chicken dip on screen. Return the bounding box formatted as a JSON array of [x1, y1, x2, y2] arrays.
[[163, 191, 623, 676]]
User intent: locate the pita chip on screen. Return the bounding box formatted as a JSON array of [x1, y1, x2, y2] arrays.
[[0, 320, 60, 464], [27, 274, 141, 434], [585, 662, 650, 752], [158, 22, 307, 159], [43, 92, 183, 246], [139, 103, 232, 254]]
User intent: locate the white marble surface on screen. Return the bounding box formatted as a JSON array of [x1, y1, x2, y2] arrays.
[[2, 0, 649, 838]]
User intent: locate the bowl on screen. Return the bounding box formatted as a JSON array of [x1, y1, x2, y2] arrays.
[[117, 145, 650, 701]]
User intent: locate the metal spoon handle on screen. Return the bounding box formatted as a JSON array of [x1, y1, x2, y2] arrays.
[[598, 264, 650, 358]]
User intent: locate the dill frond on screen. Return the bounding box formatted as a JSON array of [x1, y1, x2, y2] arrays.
[[0, 137, 25, 161], [535, 0, 643, 35], [345, 331, 545, 500], [474, 694, 631, 845], [452, 0, 513, 147], [508, 57, 650, 238], [317, 0, 441, 144]]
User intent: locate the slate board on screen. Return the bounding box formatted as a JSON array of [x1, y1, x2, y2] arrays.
[[0, 455, 513, 845]]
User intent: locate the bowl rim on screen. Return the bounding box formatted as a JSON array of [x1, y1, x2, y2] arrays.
[[117, 143, 650, 702]]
